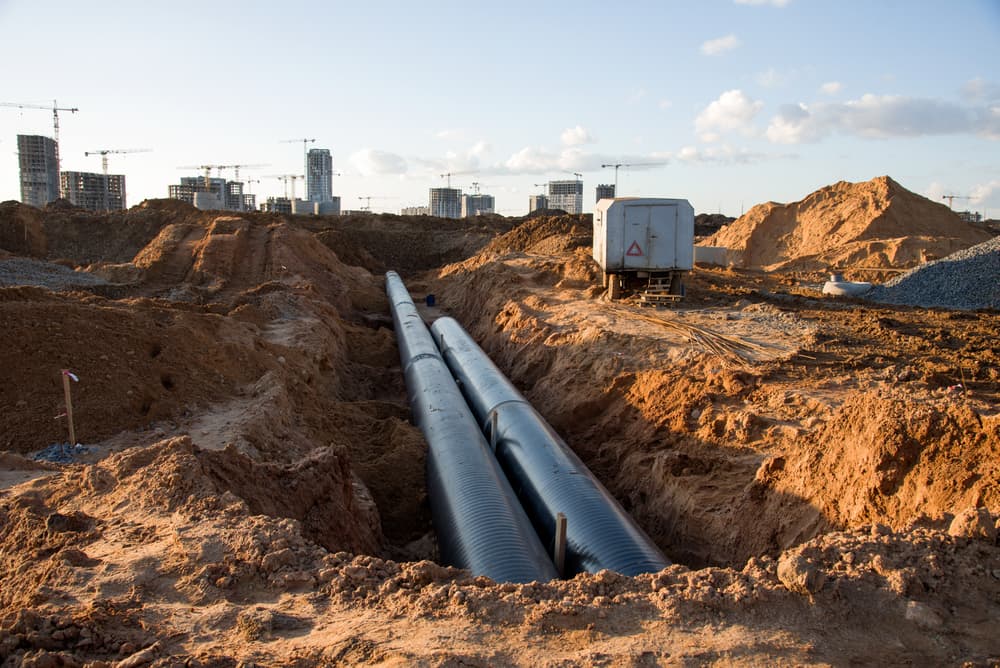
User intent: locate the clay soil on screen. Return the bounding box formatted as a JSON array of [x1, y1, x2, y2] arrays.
[[1, 201, 998, 667]]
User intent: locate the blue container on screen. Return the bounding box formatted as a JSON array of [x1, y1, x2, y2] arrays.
[[425, 294, 436, 307]]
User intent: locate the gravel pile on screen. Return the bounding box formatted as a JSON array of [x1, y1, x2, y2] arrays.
[[866, 236, 1000, 310], [0, 258, 108, 290], [31, 442, 91, 463]]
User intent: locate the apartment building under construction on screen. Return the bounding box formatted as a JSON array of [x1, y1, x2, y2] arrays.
[[169, 176, 254, 211], [60, 171, 126, 211], [17, 134, 60, 207]]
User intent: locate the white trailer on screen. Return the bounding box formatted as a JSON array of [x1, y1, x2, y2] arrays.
[[593, 197, 695, 302]]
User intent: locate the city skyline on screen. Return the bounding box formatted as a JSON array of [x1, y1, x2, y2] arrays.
[[1, 0, 998, 217]]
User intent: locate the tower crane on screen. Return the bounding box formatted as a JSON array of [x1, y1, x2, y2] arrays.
[[177, 164, 223, 190], [265, 174, 305, 199], [84, 148, 151, 212], [217, 163, 269, 181], [85, 148, 152, 175], [600, 161, 667, 193], [280, 138, 315, 181], [942, 194, 971, 209], [470, 182, 498, 194], [357, 196, 399, 213], [2, 99, 79, 172], [440, 170, 478, 188]]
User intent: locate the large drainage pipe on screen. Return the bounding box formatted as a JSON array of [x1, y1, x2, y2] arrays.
[[385, 272, 557, 583], [430, 316, 670, 577]]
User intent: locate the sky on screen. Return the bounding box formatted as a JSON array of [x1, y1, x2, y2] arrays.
[[1, 0, 998, 217]]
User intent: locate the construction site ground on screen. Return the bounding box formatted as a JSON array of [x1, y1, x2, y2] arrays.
[[0, 200, 998, 667]]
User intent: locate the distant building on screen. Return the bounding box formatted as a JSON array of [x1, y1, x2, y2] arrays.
[[461, 193, 495, 217], [429, 187, 462, 218], [307, 148, 334, 203], [261, 197, 292, 214], [316, 198, 341, 215], [529, 194, 549, 213], [60, 171, 127, 211], [548, 179, 583, 214], [958, 210, 983, 223], [401, 206, 430, 216], [169, 176, 250, 211], [17, 135, 60, 207], [596, 184, 615, 202]]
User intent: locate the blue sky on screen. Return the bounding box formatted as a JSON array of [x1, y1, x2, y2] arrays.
[[1, 0, 998, 216]]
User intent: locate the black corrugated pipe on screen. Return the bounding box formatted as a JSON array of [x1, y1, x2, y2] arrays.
[[430, 316, 670, 577], [385, 272, 558, 583]]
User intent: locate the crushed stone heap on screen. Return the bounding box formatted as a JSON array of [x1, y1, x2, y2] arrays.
[[703, 176, 992, 271], [866, 235, 1000, 310]]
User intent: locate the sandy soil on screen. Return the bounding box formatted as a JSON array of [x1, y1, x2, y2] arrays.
[[0, 200, 998, 666]]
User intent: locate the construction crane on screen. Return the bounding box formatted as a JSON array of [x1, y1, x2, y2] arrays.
[[600, 162, 667, 194], [217, 163, 269, 181], [570, 172, 583, 181], [266, 174, 305, 199], [83, 149, 151, 212], [942, 194, 971, 209], [85, 148, 152, 175], [178, 164, 226, 190], [281, 138, 315, 180], [440, 170, 478, 188], [470, 182, 498, 194], [357, 196, 398, 213], [1, 99, 79, 172]]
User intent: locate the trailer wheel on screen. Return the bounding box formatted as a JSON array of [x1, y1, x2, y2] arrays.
[[602, 272, 609, 289], [608, 273, 622, 300]]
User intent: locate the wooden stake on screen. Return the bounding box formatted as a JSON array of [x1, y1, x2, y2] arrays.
[[554, 512, 567, 577], [61, 370, 76, 445]]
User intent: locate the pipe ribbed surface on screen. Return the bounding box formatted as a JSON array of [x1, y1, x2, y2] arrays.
[[430, 316, 670, 577], [385, 272, 557, 583]]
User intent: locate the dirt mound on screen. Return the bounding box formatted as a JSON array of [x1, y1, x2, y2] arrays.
[[705, 176, 993, 271], [478, 213, 592, 256], [0, 199, 200, 263]]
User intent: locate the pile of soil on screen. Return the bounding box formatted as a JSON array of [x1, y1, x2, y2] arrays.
[[704, 176, 993, 271]]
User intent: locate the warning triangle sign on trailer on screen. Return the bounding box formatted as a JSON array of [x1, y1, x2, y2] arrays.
[[626, 241, 644, 257]]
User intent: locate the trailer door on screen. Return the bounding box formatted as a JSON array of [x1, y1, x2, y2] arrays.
[[625, 204, 676, 269]]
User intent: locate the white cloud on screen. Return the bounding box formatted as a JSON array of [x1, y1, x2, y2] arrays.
[[658, 99, 673, 110], [756, 68, 784, 88], [560, 125, 594, 147], [435, 128, 464, 140], [349, 149, 407, 176], [675, 144, 775, 164], [695, 89, 764, 141], [765, 94, 1000, 144], [820, 81, 843, 95], [700, 34, 741, 56], [970, 179, 1000, 205], [961, 78, 1000, 102], [735, 0, 791, 5]]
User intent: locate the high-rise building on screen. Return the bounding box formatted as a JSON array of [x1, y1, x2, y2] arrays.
[[307, 148, 334, 203], [529, 194, 549, 213], [17, 135, 60, 207], [168, 176, 250, 211], [548, 180, 583, 214], [60, 171, 127, 211], [429, 187, 462, 218], [596, 184, 615, 202], [461, 193, 495, 217]]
